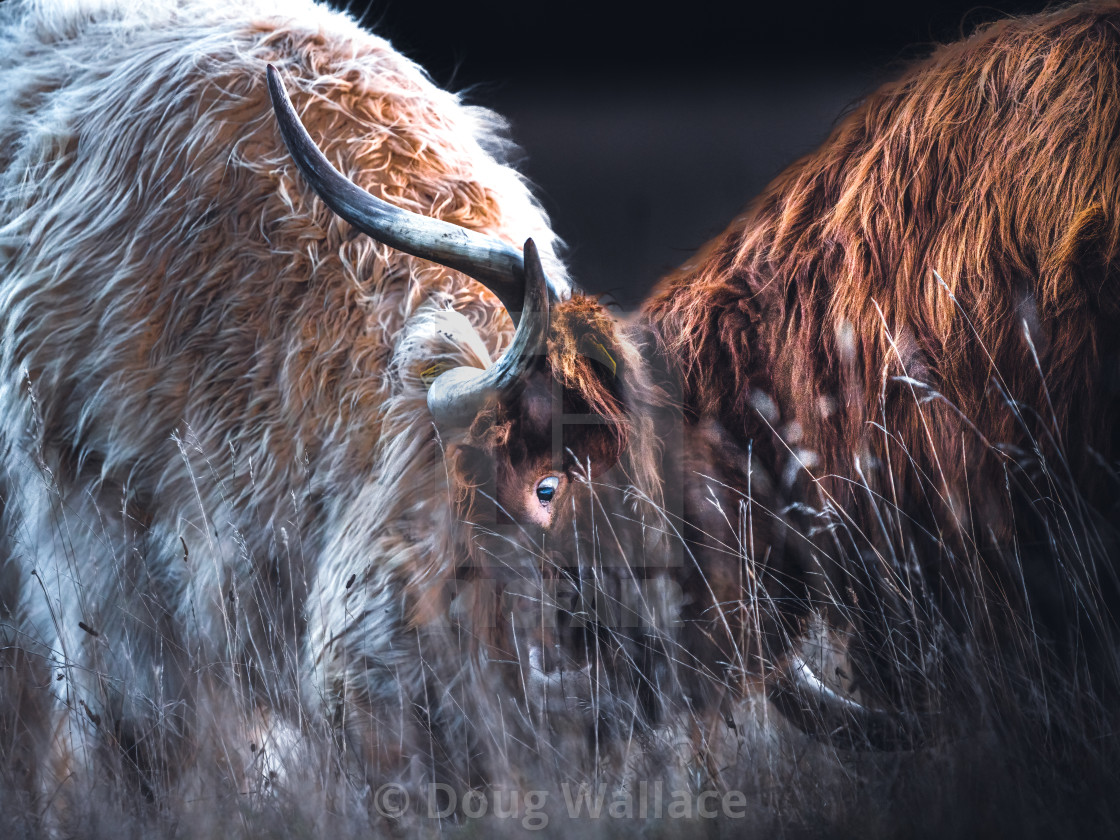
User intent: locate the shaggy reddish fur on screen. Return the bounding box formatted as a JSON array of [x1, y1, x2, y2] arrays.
[[643, 1, 1120, 691]]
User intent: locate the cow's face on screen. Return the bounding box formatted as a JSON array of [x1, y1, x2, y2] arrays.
[[489, 298, 636, 527], [435, 296, 670, 722]]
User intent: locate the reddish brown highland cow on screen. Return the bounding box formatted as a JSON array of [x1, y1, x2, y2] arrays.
[[641, 0, 1120, 725]]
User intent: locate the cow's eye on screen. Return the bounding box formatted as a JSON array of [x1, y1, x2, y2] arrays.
[[536, 476, 560, 505]]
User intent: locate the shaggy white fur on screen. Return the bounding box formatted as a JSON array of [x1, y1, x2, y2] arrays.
[[0, 0, 571, 797]]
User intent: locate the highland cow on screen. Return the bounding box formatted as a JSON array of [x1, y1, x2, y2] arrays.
[[0, 0, 662, 805], [640, 0, 1120, 732]]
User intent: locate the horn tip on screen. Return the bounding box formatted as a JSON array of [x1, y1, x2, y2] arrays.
[[265, 64, 284, 105], [522, 236, 572, 303]]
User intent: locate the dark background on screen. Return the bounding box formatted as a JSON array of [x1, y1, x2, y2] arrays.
[[349, 1, 1054, 306]]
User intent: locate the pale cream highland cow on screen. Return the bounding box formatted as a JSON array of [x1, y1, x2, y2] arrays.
[[0, 0, 662, 813]]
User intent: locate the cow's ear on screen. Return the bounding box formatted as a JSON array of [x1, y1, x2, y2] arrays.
[[577, 333, 618, 378], [541, 298, 636, 473]]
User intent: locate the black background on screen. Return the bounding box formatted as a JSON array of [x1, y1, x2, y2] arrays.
[[347, 1, 1054, 305]]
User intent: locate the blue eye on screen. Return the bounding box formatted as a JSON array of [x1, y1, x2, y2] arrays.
[[536, 476, 559, 504]]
